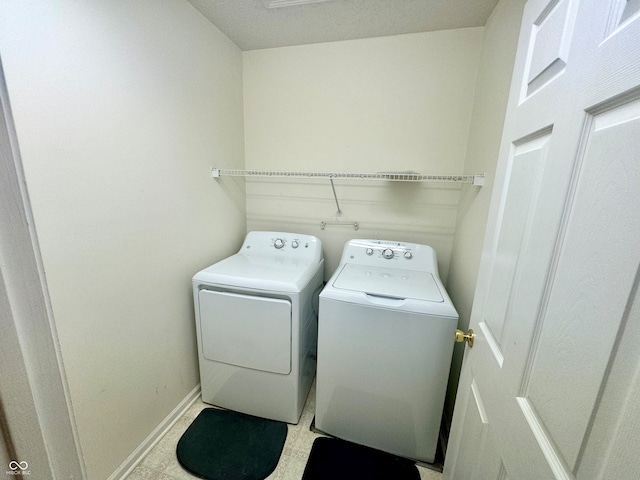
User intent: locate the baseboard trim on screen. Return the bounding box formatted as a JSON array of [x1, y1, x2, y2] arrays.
[[108, 384, 201, 480]]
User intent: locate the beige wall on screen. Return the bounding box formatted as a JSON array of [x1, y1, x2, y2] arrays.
[[443, 0, 527, 432], [243, 29, 484, 278], [0, 1, 246, 478]]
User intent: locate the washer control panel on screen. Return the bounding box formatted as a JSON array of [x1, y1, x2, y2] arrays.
[[339, 239, 438, 273]]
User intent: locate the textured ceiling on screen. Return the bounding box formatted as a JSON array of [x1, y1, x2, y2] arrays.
[[186, 0, 500, 51]]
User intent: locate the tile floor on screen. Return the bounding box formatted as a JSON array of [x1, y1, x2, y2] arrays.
[[126, 382, 443, 480]]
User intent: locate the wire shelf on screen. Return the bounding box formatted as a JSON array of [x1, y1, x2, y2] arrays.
[[211, 168, 484, 185]]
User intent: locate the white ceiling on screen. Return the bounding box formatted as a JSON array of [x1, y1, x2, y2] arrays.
[[186, 0, 500, 51]]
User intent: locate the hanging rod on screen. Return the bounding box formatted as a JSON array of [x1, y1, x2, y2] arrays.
[[211, 168, 485, 186], [321, 221, 359, 231]]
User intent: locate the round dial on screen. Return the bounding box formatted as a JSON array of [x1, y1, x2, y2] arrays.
[[291, 240, 300, 249], [404, 251, 413, 260], [274, 238, 285, 249], [382, 248, 394, 259], [365, 248, 374, 256]]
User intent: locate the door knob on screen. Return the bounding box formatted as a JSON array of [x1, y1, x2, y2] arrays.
[[455, 329, 475, 348]]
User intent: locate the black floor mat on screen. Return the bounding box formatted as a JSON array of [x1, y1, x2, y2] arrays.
[[176, 408, 287, 480], [302, 437, 420, 480]]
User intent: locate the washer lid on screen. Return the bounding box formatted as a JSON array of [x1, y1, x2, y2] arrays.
[[332, 264, 444, 302]]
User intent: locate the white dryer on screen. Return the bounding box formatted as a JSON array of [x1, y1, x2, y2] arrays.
[[192, 231, 324, 424], [315, 239, 458, 463]]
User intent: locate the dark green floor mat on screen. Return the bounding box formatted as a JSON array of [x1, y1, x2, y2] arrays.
[[176, 408, 287, 480]]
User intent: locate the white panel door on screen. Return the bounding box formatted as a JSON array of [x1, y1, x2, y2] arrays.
[[445, 1, 640, 479]]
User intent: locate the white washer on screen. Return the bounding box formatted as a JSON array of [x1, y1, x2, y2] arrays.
[[316, 239, 458, 463], [192, 231, 324, 424]]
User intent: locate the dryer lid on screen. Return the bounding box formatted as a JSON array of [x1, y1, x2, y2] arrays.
[[193, 253, 322, 292], [332, 264, 444, 302]]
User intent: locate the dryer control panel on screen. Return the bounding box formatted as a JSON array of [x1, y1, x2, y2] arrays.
[[240, 231, 323, 263], [339, 239, 438, 274]]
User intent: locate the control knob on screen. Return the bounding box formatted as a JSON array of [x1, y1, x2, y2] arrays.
[[404, 251, 413, 260], [291, 240, 300, 249], [382, 248, 394, 259], [274, 238, 285, 249], [365, 248, 374, 256]]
